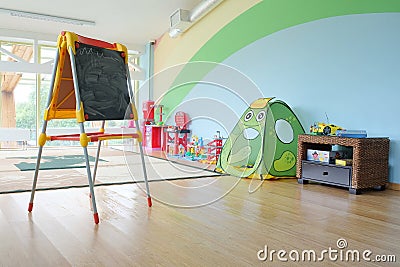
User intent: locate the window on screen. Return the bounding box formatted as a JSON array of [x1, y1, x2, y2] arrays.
[[0, 36, 141, 148], [0, 40, 35, 148]]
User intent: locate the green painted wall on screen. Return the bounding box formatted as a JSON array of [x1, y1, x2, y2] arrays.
[[160, 0, 400, 111]]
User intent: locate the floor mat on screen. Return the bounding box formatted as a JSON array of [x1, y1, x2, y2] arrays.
[[12, 155, 106, 171], [0, 147, 221, 193]]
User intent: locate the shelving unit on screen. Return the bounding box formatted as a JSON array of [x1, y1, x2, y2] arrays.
[[296, 134, 389, 194]]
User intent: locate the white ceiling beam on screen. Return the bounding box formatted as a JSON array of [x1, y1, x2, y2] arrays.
[[0, 60, 145, 80], [0, 47, 27, 62], [0, 61, 53, 74]]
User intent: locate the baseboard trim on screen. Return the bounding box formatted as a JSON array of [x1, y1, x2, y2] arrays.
[[388, 183, 400, 191]]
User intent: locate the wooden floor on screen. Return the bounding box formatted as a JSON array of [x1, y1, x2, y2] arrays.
[[0, 176, 399, 266]]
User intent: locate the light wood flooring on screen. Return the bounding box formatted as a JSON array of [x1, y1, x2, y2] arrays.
[[0, 175, 399, 266]]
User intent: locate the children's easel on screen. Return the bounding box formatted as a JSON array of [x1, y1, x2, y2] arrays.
[[28, 31, 152, 224]]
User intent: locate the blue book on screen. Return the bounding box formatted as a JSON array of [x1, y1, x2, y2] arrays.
[[336, 130, 367, 138]]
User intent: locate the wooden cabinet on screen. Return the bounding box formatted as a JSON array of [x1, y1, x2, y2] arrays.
[[296, 134, 389, 194]]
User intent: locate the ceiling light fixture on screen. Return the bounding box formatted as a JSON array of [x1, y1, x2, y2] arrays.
[[0, 8, 95, 26]]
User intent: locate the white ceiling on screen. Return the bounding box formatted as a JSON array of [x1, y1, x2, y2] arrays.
[[0, 0, 201, 51]]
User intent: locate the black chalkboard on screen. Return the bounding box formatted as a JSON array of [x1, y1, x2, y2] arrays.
[[74, 43, 132, 121]]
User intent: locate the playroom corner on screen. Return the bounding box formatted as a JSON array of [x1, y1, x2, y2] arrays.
[[1, 1, 400, 265], [138, 91, 392, 197]]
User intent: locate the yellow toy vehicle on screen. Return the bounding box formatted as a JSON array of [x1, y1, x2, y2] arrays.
[[310, 122, 343, 135]]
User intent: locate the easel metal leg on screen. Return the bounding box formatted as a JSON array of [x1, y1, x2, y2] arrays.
[[92, 140, 102, 185], [138, 141, 152, 207], [28, 145, 44, 212], [82, 146, 99, 224]]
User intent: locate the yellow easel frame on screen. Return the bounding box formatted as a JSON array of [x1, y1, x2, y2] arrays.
[[28, 31, 152, 224]]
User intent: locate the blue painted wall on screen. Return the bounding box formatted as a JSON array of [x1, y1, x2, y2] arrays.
[[181, 13, 400, 183]]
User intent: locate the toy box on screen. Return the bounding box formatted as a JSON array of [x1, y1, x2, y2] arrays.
[[307, 149, 346, 163]]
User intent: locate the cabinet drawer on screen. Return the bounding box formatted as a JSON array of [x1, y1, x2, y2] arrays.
[[302, 161, 351, 186]]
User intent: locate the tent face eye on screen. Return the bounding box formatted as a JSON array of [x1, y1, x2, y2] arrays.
[[256, 110, 265, 122], [244, 110, 254, 121]]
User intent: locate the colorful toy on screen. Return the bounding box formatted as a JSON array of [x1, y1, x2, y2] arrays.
[[310, 122, 343, 136], [164, 111, 191, 155], [142, 100, 166, 149], [155, 105, 164, 126], [185, 135, 207, 160], [201, 131, 224, 164], [216, 97, 305, 179], [142, 100, 155, 125], [179, 144, 186, 156], [186, 135, 198, 155]]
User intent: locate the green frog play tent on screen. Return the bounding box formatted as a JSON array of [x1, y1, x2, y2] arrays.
[[216, 98, 304, 179]]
